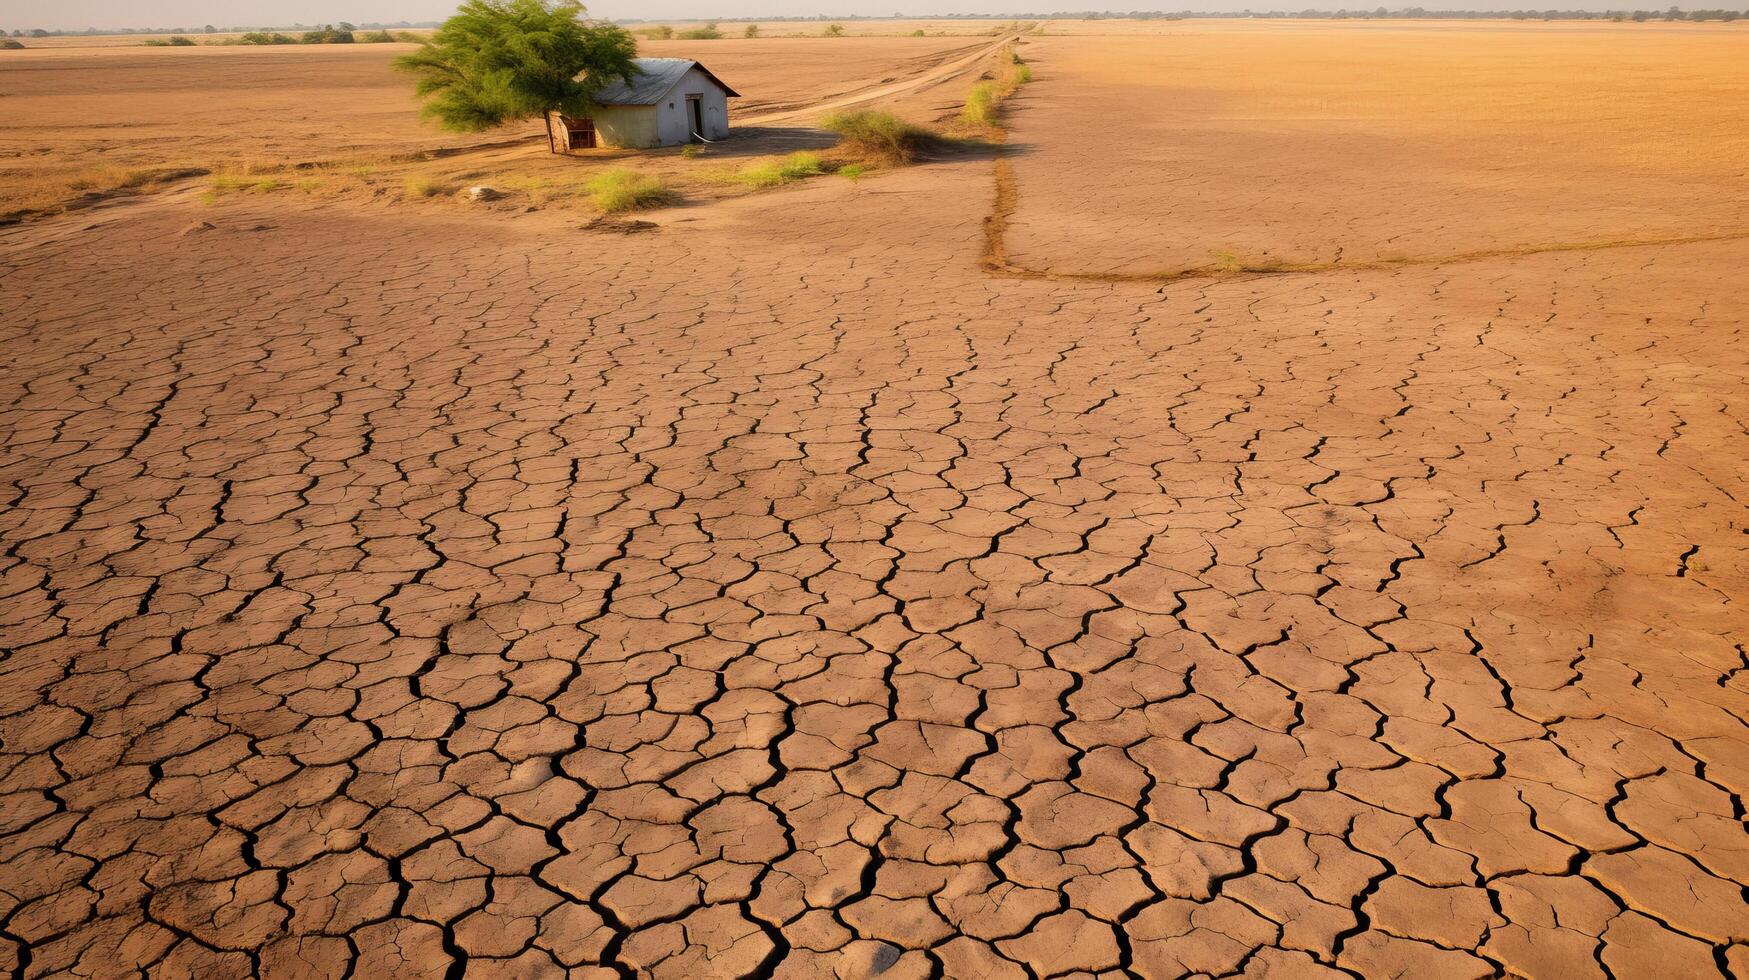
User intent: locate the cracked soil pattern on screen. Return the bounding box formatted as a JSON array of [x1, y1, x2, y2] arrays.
[[3, 28, 1749, 980]]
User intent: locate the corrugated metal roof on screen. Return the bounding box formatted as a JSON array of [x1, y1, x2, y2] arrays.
[[592, 58, 740, 106]]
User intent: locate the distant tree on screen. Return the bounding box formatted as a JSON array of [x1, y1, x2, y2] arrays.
[[395, 0, 638, 154], [678, 22, 721, 39], [303, 24, 355, 43], [743, 23, 760, 37], [823, 22, 845, 35], [31, 28, 49, 36]]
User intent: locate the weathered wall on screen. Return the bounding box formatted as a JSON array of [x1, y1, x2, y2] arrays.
[[592, 105, 659, 149], [651, 66, 731, 145]]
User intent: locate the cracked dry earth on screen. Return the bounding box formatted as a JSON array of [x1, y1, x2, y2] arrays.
[[4, 52, 1749, 980]]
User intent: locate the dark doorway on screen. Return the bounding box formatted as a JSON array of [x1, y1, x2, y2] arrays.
[[687, 96, 704, 142]]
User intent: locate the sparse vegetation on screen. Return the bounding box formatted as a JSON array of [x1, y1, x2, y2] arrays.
[[302, 25, 355, 43], [723, 151, 825, 189], [838, 163, 869, 181], [823, 23, 845, 37], [361, 29, 397, 42], [202, 172, 284, 202], [744, 24, 760, 37], [680, 144, 705, 159], [0, 39, 24, 49], [585, 169, 673, 212], [678, 23, 721, 40], [404, 176, 449, 197], [962, 82, 998, 127], [820, 110, 937, 164], [238, 32, 298, 44], [910, 29, 926, 36], [144, 35, 197, 46], [961, 47, 1032, 128], [636, 25, 673, 39]]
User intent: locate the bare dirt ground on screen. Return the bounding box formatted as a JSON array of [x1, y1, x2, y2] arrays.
[[1, 20, 1747, 980]]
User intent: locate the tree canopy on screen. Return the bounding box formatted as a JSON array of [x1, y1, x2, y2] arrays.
[[396, 0, 638, 136]]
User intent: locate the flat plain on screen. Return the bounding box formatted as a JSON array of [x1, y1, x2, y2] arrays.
[[1, 19, 1746, 979]]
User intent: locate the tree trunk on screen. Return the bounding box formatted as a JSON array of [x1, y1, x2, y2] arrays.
[[544, 112, 557, 155]]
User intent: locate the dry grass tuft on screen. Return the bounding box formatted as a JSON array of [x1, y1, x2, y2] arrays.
[[403, 176, 450, 198], [722, 152, 826, 189], [961, 48, 1033, 128], [819, 110, 938, 165], [586, 170, 675, 212]]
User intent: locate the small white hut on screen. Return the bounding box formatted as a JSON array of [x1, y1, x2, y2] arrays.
[[553, 58, 739, 151]]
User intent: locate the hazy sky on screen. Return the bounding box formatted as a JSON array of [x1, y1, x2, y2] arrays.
[[0, 0, 1635, 31]]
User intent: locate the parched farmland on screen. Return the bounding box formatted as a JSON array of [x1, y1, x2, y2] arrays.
[[0, 19, 1746, 979]]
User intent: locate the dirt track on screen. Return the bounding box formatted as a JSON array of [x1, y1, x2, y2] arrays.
[[2, 22, 1747, 980]]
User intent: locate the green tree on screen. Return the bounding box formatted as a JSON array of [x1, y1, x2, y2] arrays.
[[396, 0, 638, 153], [743, 23, 759, 37]]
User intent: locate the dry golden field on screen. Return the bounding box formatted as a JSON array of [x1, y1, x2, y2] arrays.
[[1, 19, 1747, 980]]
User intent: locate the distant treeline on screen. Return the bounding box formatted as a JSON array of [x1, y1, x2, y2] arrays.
[[616, 7, 1748, 21], [8, 7, 1746, 38], [3, 22, 438, 37]]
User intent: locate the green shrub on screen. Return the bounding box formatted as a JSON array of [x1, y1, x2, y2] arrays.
[[728, 151, 824, 189], [678, 23, 720, 39], [146, 35, 196, 46], [362, 29, 397, 42], [819, 110, 936, 164], [962, 81, 997, 126], [636, 25, 674, 39], [744, 24, 760, 37], [838, 163, 869, 181], [823, 23, 845, 36], [585, 170, 673, 212], [302, 25, 354, 44], [910, 29, 926, 36]]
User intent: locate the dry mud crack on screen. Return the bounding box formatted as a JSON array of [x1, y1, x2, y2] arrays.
[[2, 28, 1748, 980]]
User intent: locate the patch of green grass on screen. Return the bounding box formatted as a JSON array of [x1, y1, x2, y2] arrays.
[[838, 163, 869, 181], [819, 110, 937, 164], [727, 151, 825, 189], [585, 170, 674, 212], [680, 144, 705, 160]]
